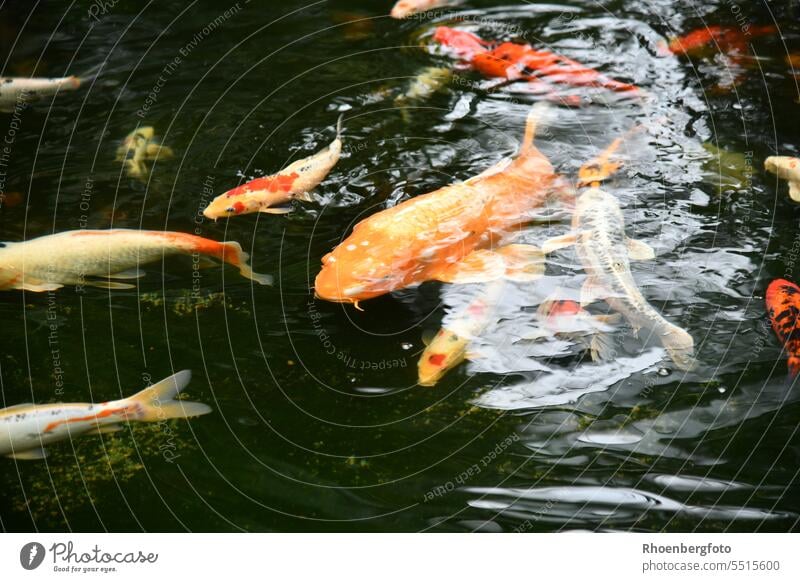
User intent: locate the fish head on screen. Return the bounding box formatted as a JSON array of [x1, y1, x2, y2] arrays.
[[202, 189, 267, 220], [418, 329, 469, 386], [576, 186, 614, 213], [390, 0, 419, 18]]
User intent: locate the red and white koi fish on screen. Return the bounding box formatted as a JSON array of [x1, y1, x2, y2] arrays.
[[390, 0, 457, 19], [0, 74, 81, 112], [203, 116, 343, 219], [765, 278, 800, 377], [0, 229, 271, 292], [765, 156, 800, 202], [0, 370, 210, 460], [433, 27, 641, 99], [315, 104, 561, 307]]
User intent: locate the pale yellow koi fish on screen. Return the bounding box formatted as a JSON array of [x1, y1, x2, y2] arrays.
[[0, 370, 210, 460], [203, 116, 343, 219], [115, 126, 174, 180], [390, 0, 458, 19], [0, 229, 271, 292], [765, 156, 800, 202]]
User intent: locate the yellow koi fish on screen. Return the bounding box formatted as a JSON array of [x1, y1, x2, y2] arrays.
[[765, 156, 800, 202], [0, 229, 271, 292], [0, 370, 210, 460], [115, 126, 174, 180], [203, 116, 343, 219], [390, 0, 457, 19]]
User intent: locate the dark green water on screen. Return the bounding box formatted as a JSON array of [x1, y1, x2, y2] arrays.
[[1, 0, 799, 532]]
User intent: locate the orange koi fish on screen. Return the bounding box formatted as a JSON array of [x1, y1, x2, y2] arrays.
[[314, 104, 560, 306], [203, 116, 343, 219], [665, 25, 777, 57], [766, 278, 800, 377], [433, 27, 641, 96], [0, 371, 210, 460], [0, 229, 271, 291]]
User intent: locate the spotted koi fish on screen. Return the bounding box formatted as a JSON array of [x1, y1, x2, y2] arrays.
[[766, 279, 800, 377], [433, 26, 641, 97], [203, 116, 343, 219], [765, 156, 800, 202], [115, 126, 174, 180], [0, 370, 210, 460], [390, 0, 457, 18], [314, 104, 561, 307], [0, 74, 81, 113], [0, 229, 271, 292]]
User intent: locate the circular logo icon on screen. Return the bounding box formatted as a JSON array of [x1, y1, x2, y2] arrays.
[[19, 542, 46, 570]]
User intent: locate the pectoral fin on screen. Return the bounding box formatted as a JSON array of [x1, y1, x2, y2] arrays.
[[293, 191, 314, 203], [542, 232, 577, 254], [259, 206, 293, 215], [626, 238, 655, 261], [432, 249, 506, 284], [108, 268, 144, 280], [497, 244, 545, 282], [8, 447, 48, 460], [789, 181, 800, 202], [580, 276, 607, 307], [590, 332, 617, 362], [89, 280, 136, 290], [145, 144, 174, 159], [18, 279, 63, 292], [85, 424, 124, 435]]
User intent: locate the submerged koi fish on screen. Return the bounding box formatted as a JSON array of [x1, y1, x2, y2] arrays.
[[0, 229, 271, 292], [203, 116, 343, 219], [315, 104, 560, 305], [766, 278, 800, 377], [433, 27, 641, 97], [543, 188, 694, 370], [0, 370, 210, 460], [665, 25, 777, 57], [0, 74, 81, 113], [115, 126, 174, 180], [390, 0, 457, 19], [765, 156, 800, 202]]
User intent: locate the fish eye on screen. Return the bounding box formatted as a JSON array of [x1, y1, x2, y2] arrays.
[[225, 207, 235, 213]]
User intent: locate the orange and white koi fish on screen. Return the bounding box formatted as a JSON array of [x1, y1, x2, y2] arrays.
[[203, 116, 343, 219], [418, 280, 506, 386], [115, 126, 174, 180], [0, 74, 81, 112], [0, 370, 210, 460], [390, 0, 457, 19], [765, 278, 800, 377], [314, 104, 560, 306], [765, 156, 800, 202], [433, 27, 641, 98], [542, 187, 694, 369], [0, 229, 271, 292]]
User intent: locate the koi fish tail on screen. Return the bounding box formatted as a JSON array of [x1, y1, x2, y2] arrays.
[[127, 370, 212, 421], [219, 241, 273, 286], [661, 323, 695, 371], [520, 102, 550, 155], [787, 356, 800, 379], [578, 125, 644, 186]]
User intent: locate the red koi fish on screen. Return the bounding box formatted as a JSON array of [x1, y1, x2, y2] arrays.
[[666, 25, 777, 57], [433, 26, 641, 96], [314, 104, 559, 307], [766, 278, 800, 377]]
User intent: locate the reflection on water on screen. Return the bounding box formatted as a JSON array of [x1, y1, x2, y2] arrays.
[[1, 0, 799, 532]]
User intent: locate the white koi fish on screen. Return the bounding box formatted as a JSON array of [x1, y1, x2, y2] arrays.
[[0, 370, 210, 460], [765, 156, 800, 202], [203, 116, 343, 219], [542, 188, 695, 370], [390, 0, 458, 19], [0, 74, 82, 112], [0, 229, 272, 292], [115, 126, 174, 180]]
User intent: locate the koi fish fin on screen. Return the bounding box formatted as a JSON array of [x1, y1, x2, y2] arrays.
[[432, 249, 505, 284], [542, 232, 577, 254], [421, 329, 437, 346], [18, 280, 63, 292], [145, 144, 174, 159], [789, 181, 800, 202], [259, 206, 293, 215], [220, 241, 273, 285], [85, 424, 124, 435], [520, 102, 550, 156], [595, 313, 624, 325], [590, 332, 617, 362], [196, 256, 218, 269], [497, 244, 545, 282], [8, 447, 48, 460], [127, 370, 212, 422], [89, 280, 136, 290], [108, 268, 144, 279], [660, 323, 695, 371], [580, 276, 608, 306], [335, 113, 344, 139], [578, 138, 623, 186], [293, 191, 314, 203], [626, 238, 655, 261], [787, 356, 800, 379]]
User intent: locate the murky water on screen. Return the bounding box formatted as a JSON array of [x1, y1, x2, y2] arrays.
[[1, 0, 799, 532]]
